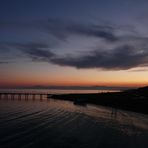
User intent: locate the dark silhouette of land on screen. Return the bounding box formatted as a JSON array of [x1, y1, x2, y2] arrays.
[[50, 86, 148, 114]]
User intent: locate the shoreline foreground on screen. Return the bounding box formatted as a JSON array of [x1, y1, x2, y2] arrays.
[[50, 86, 148, 115]]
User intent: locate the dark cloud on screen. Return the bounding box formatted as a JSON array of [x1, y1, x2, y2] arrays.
[[0, 42, 55, 62], [50, 45, 148, 70], [23, 48, 55, 62], [67, 24, 117, 42], [0, 19, 118, 42], [0, 61, 9, 64], [1, 19, 148, 70], [46, 18, 118, 42], [129, 68, 148, 72], [12, 43, 55, 61], [1, 41, 148, 70]]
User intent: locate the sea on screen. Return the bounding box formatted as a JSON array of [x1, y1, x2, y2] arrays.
[[0, 88, 119, 94], [0, 89, 148, 148]]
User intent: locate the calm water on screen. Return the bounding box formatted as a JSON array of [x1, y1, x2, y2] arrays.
[[0, 89, 119, 94], [0, 96, 148, 148]]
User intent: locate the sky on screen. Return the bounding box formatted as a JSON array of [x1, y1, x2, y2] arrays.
[[0, 0, 148, 88]]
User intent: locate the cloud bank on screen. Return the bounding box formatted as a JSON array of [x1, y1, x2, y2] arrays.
[[51, 45, 148, 70], [2, 41, 148, 70], [1, 19, 148, 70]]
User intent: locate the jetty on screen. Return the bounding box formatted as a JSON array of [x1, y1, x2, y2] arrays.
[[0, 92, 52, 100]]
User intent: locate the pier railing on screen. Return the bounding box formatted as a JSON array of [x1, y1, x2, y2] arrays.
[[0, 92, 51, 100]]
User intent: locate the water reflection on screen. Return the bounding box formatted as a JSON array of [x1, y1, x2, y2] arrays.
[[0, 99, 148, 148]]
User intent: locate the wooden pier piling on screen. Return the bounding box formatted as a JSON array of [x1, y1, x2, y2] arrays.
[[0, 92, 49, 100]]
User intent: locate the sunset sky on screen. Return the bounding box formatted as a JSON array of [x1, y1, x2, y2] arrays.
[[0, 0, 148, 88]]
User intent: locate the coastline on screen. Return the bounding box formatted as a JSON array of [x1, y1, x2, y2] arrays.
[[50, 86, 148, 115]]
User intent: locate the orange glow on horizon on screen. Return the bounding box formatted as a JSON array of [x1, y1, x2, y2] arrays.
[[1, 80, 148, 88], [1, 66, 148, 88]]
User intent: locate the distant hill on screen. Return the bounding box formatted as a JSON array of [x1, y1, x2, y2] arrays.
[[125, 86, 148, 97], [0, 85, 132, 91], [137, 86, 148, 92]]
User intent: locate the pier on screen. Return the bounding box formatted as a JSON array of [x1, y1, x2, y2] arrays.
[[0, 92, 51, 100]]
